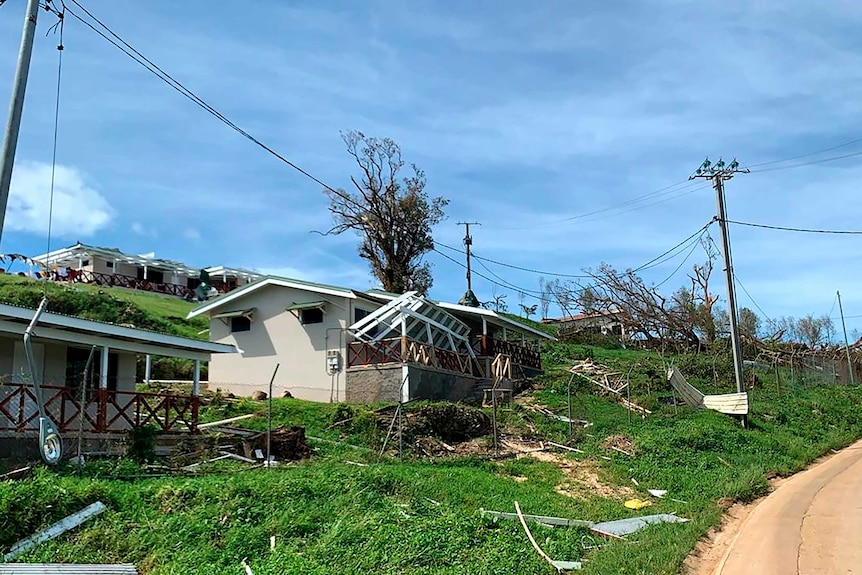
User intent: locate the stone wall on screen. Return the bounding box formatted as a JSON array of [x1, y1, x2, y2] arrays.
[[346, 363, 495, 404], [345, 364, 404, 403]]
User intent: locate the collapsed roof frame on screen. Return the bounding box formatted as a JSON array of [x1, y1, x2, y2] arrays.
[[349, 292, 477, 358]]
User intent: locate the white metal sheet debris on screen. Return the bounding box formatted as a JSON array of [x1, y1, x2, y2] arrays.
[[591, 513, 689, 538], [4, 502, 107, 562], [667, 367, 749, 415]]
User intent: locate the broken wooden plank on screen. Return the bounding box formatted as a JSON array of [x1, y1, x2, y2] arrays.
[[0, 466, 32, 482], [181, 453, 233, 471], [514, 502, 582, 572], [197, 413, 256, 429], [217, 451, 257, 464], [480, 508, 594, 528], [4, 502, 107, 561], [546, 441, 585, 454]]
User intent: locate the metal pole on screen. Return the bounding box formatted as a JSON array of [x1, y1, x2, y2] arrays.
[[266, 363, 280, 467], [0, 0, 41, 247], [713, 178, 746, 398], [838, 291, 855, 385]]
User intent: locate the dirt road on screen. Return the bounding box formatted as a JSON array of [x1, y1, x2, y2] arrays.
[[714, 439, 862, 574]]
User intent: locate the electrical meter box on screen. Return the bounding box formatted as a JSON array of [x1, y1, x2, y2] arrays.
[[326, 350, 342, 373]]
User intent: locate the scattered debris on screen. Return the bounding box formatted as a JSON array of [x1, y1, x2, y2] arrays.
[[717, 456, 734, 468], [481, 509, 593, 528], [569, 360, 651, 416], [269, 426, 310, 461], [647, 489, 666, 498], [0, 466, 32, 482], [667, 367, 749, 416], [251, 391, 267, 401], [197, 414, 256, 429], [600, 434, 636, 456], [481, 507, 689, 541], [591, 514, 689, 538], [546, 441, 585, 454], [624, 499, 652, 510], [345, 460, 369, 467], [524, 404, 591, 426], [514, 501, 582, 572], [4, 502, 107, 561], [241, 558, 255, 575], [180, 453, 233, 471]]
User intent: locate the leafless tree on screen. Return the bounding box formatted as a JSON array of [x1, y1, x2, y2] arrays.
[[323, 131, 448, 294], [738, 307, 761, 339], [796, 314, 834, 348], [538, 277, 552, 320]]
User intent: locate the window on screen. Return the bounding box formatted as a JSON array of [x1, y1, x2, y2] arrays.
[[81, 259, 89, 267], [300, 308, 324, 325], [106, 261, 114, 269], [231, 316, 251, 333], [354, 308, 377, 337]]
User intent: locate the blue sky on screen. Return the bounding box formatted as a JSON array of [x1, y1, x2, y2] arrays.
[[2, 0, 862, 334]]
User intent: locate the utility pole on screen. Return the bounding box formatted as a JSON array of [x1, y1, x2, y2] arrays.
[[457, 221, 480, 307], [837, 290, 855, 385], [0, 0, 41, 248], [690, 158, 749, 427]]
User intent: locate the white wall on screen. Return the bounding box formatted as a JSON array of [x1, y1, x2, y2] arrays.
[[207, 285, 381, 402]]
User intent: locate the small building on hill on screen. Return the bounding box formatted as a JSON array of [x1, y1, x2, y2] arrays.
[[30, 243, 261, 300], [187, 276, 555, 403], [0, 303, 239, 437], [543, 310, 626, 339]]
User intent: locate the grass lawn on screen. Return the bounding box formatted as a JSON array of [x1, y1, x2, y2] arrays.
[[0, 274, 207, 340], [3, 342, 862, 573]]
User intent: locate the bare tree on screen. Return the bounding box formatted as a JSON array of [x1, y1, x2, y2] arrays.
[[481, 286, 509, 313], [538, 277, 552, 320], [520, 303, 538, 321], [323, 131, 448, 294], [738, 307, 760, 339], [796, 314, 834, 348]]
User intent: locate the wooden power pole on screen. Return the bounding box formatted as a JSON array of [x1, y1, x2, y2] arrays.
[[457, 221, 480, 306]]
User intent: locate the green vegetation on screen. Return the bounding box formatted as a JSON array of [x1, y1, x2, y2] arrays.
[[0, 274, 207, 340], [3, 327, 862, 572]]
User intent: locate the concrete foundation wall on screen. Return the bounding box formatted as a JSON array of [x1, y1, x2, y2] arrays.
[[345, 365, 403, 403], [346, 363, 487, 404]]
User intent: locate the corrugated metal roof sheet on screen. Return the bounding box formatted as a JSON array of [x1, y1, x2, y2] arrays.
[[0, 565, 137, 574]]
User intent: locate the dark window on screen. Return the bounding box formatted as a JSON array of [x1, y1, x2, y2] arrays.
[[231, 316, 251, 333], [187, 277, 201, 289], [148, 270, 164, 284], [81, 259, 89, 267], [106, 261, 114, 269], [354, 308, 377, 337], [300, 308, 324, 325]]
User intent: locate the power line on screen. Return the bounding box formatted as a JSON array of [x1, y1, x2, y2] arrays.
[[654, 235, 702, 289], [435, 241, 588, 279], [748, 149, 862, 173], [431, 248, 545, 301], [733, 272, 772, 323], [632, 220, 715, 273], [727, 220, 862, 235], [497, 180, 708, 231], [61, 0, 347, 200], [746, 136, 862, 170]]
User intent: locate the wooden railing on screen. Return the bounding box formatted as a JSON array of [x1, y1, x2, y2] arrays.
[[0, 383, 199, 434], [61, 270, 195, 299], [347, 337, 474, 376], [474, 336, 542, 371]]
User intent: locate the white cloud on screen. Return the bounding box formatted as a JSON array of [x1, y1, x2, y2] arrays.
[[131, 222, 158, 237], [183, 228, 202, 241], [8, 161, 113, 237]]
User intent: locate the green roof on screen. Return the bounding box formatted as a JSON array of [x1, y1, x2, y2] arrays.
[[285, 301, 326, 312]]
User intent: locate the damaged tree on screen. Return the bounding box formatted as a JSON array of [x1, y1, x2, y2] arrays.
[[323, 131, 449, 294]]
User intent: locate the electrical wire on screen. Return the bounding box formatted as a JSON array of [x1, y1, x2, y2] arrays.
[[496, 180, 708, 231], [727, 220, 862, 235], [62, 0, 349, 201], [653, 235, 703, 289], [732, 272, 773, 323], [748, 149, 862, 173], [435, 241, 588, 279], [431, 247, 545, 301], [632, 220, 715, 273], [43, 4, 64, 296]]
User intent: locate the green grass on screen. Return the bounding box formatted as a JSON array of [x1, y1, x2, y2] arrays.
[[3, 342, 862, 574], [0, 274, 207, 340]]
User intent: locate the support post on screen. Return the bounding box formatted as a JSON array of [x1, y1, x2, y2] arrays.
[[0, 0, 40, 247], [144, 355, 152, 385], [98, 346, 109, 432], [838, 290, 855, 385], [192, 359, 200, 396], [99, 346, 109, 390], [690, 158, 748, 427]]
